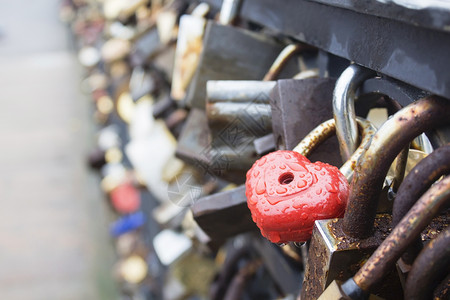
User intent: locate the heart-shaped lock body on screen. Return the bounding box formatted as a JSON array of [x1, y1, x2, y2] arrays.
[[246, 150, 349, 243]]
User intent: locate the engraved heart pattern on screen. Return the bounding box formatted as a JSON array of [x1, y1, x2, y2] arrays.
[[245, 150, 349, 243]]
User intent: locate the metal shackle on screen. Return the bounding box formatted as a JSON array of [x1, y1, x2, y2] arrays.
[[262, 44, 304, 81], [344, 175, 450, 295], [218, 0, 243, 25], [343, 96, 450, 239], [404, 226, 450, 300], [392, 143, 450, 263], [333, 64, 375, 161], [206, 43, 304, 115], [293, 117, 376, 181]]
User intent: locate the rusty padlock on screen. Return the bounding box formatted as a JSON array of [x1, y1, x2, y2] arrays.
[[322, 174, 450, 299], [301, 96, 450, 299], [271, 60, 425, 169], [392, 143, 450, 264], [404, 226, 450, 300], [343, 96, 450, 238], [333, 66, 432, 208]]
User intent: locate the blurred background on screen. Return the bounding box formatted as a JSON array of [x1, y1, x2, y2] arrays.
[[0, 1, 118, 299]]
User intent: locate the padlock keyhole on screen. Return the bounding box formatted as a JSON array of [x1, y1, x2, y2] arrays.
[[279, 172, 294, 185]]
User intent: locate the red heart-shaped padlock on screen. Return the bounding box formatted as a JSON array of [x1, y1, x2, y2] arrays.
[[245, 150, 349, 244]]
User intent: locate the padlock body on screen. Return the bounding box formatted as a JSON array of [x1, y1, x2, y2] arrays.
[[246, 150, 349, 243]]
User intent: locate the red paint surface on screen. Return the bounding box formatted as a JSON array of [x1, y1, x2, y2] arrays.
[[110, 183, 141, 214], [245, 150, 349, 243]]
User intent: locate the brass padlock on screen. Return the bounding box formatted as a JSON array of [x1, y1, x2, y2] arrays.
[[301, 96, 450, 299]]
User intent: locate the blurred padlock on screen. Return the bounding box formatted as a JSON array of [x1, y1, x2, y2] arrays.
[[205, 44, 305, 148], [110, 182, 141, 214], [156, 0, 190, 45], [192, 185, 257, 243], [116, 254, 149, 284], [171, 13, 207, 100], [185, 45, 305, 179], [110, 211, 146, 237], [185, 18, 298, 109]]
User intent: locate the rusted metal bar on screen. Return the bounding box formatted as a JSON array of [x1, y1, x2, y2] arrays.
[[405, 227, 450, 300], [223, 260, 262, 300], [390, 145, 409, 194], [351, 175, 450, 292], [263, 44, 304, 81], [210, 245, 253, 300], [292, 117, 376, 181], [393, 143, 450, 224], [343, 96, 450, 238], [392, 143, 450, 263]]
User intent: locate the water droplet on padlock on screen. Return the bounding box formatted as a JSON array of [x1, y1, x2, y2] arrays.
[[255, 178, 266, 195], [257, 156, 267, 166], [276, 186, 288, 194], [297, 179, 307, 188], [326, 183, 338, 193], [287, 161, 308, 172], [312, 173, 318, 184]]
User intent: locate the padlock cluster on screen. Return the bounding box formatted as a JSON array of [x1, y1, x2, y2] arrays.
[[61, 0, 450, 299]]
